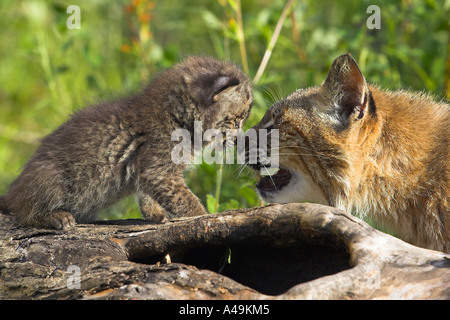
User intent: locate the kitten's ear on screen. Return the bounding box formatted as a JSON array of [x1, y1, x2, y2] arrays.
[[322, 53, 368, 121], [213, 76, 240, 97], [195, 74, 240, 106]]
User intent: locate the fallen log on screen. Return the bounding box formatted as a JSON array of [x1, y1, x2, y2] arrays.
[[0, 203, 448, 299]]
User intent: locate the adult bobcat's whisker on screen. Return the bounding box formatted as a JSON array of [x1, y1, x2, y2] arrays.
[[271, 145, 322, 153], [272, 146, 347, 160], [235, 162, 250, 179], [276, 152, 327, 158], [271, 148, 334, 160]]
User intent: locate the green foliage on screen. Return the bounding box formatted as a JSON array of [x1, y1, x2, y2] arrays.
[[0, 0, 448, 219]]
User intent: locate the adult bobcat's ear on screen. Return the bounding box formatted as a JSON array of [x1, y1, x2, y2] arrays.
[[322, 53, 369, 122], [196, 74, 240, 106]]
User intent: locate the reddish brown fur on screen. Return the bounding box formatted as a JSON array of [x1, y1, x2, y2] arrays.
[[252, 54, 449, 252]]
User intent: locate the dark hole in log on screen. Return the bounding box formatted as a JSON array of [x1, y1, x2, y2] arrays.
[[130, 243, 351, 296]]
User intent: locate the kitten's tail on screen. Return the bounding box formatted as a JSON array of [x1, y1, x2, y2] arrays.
[[0, 196, 10, 214]]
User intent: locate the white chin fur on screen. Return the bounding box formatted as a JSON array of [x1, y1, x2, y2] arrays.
[[260, 170, 328, 205]]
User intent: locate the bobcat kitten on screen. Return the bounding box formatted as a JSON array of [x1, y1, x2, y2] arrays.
[[250, 54, 449, 252], [0, 56, 252, 229]]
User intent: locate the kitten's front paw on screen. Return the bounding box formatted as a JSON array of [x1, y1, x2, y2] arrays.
[[44, 211, 76, 230], [139, 196, 170, 224], [142, 210, 169, 224]]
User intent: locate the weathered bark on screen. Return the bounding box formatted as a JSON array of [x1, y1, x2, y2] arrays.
[[0, 203, 448, 300]]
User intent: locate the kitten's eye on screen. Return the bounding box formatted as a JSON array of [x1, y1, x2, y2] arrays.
[[235, 120, 240, 129]]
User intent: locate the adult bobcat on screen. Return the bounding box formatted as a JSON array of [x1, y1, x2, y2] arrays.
[[251, 54, 449, 253]]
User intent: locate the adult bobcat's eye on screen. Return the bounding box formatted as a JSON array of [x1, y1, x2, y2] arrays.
[[235, 120, 240, 129]]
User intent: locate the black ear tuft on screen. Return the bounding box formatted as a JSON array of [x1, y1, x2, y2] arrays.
[[195, 74, 240, 106]]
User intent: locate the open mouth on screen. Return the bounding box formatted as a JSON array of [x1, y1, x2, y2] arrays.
[[256, 168, 292, 193]]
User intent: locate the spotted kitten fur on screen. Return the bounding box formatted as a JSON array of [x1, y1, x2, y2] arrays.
[[0, 56, 253, 229]]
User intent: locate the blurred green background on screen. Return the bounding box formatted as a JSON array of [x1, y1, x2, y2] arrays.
[[0, 0, 449, 219]]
